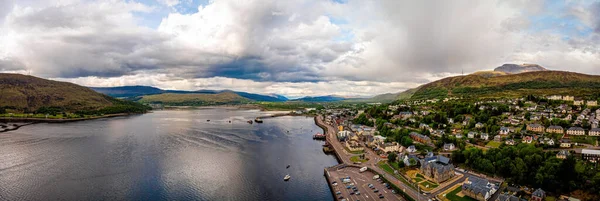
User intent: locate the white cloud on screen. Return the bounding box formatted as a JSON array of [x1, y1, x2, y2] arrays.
[[1, 0, 600, 97]]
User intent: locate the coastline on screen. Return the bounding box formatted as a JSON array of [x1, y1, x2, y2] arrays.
[[0, 113, 138, 123]]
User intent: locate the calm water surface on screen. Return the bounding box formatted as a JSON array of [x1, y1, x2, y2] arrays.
[[0, 109, 338, 201]]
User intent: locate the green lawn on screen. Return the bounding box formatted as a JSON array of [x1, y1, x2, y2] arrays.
[[414, 178, 423, 182], [446, 186, 477, 201], [378, 161, 395, 174], [420, 181, 438, 189], [416, 173, 425, 179], [486, 141, 502, 148], [350, 155, 368, 163]]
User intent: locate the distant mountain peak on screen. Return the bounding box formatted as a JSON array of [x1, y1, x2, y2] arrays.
[[494, 63, 548, 74]]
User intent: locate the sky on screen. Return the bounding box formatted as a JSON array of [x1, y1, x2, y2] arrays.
[[0, 0, 599, 98]]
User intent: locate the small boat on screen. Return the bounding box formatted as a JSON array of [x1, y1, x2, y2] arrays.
[[286, 165, 290, 169], [284, 174, 291, 181], [207, 120, 210, 122], [254, 118, 263, 123], [228, 120, 231, 123], [247, 120, 253, 124]]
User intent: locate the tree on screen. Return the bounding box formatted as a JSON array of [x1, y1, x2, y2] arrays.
[[409, 158, 417, 166], [388, 152, 398, 163]]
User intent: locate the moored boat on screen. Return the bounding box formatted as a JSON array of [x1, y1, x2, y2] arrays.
[[284, 174, 291, 181], [254, 118, 263, 123]]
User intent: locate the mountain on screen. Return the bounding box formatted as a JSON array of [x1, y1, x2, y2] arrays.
[[411, 70, 600, 100], [0, 73, 149, 113], [90, 86, 288, 102], [137, 92, 250, 106], [493, 63, 548, 74], [90, 86, 164, 98], [365, 87, 422, 103], [292, 95, 346, 102]]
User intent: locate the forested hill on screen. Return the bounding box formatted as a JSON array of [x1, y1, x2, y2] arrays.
[[0, 73, 149, 114], [411, 71, 600, 100]]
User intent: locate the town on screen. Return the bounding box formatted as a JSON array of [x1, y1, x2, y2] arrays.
[[317, 94, 600, 201]]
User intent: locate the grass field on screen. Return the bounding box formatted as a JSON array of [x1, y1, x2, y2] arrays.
[[446, 186, 477, 201], [350, 155, 368, 163], [486, 141, 502, 148], [421, 181, 439, 189]]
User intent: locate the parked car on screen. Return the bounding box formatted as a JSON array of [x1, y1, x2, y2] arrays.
[[374, 189, 379, 193]]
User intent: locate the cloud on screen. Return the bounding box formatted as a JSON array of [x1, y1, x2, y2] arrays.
[[1, 0, 600, 97]]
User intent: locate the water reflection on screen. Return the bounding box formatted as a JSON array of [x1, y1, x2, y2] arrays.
[[0, 109, 337, 201]]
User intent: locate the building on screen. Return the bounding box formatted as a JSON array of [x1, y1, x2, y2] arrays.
[[462, 176, 498, 201], [420, 155, 455, 183], [581, 149, 600, 163], [556, 150, 570, 159], [563, 96, 574, 101], [406, 145, 417, 153], [531, 188, 546, 201], [476, 122, 484, 128], [547, 95, 562, 100], [494, 135, 502, 142], [443, 143, 456, 151], [574, 99, 584, 106], [499, 127, 510, 135], [337, 130, 353, 140], [495, 194, 520, 201], [546, 125, 564, 134], [468, 131, 477, 139], [480, 133, 490, 141], [409, 132, 432, 144], [377, 142, 400, 153], [345, 139, 364, 152], [522, 136, 533, 144], [560, 139, 572, 148], [567, 127, 585, 136], [526, 124, 544, 133], [589, 128, 600, 136], [505, 139, 516, 146], [587, 100, 598, 107]]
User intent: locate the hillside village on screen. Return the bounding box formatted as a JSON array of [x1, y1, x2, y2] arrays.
[[320, 94, 600, 201]]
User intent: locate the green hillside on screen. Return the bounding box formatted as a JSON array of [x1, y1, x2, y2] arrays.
[[412, 71, 600, 100], [0, 73, 149, 114], [138, 92, 251, 106]]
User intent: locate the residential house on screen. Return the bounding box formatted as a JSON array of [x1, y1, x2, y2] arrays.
[[587, 100, 598, 107], [574, 99, 584, 106], [546, 126, 564, 134], [409, 132, 432, 144], [582, 149, 600, 163], [494, 135, 502, 142], [560, 139, 572, 148], [547, 95, 562, 100], [531, 188, 546, 201], [420, 155, 455, 183], [443, 143, 456, 151], [505, 139, 516, 146], [556, 150, 570, 159], [499, 127, 510, 135], [475, 122, 484, 128], [480, 133, 490, 141], [567, 127, 586, 136], [462, 176, 498, 201], [432, 130, 445, 137], [419, 123, 429, 130], [547, 138, 555, 146], [468, 131, 477, 139], [589, 128, 600, 136], [527, 124, 544, 133], [563, 96, 574, 101], [378, 142, 400, 153], [522, 136, 533, 144], [456, 134, 464, 139], [406, 145, 417, 153]]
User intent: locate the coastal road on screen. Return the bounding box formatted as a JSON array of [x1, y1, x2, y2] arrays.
[[317, 116, 428, 201]]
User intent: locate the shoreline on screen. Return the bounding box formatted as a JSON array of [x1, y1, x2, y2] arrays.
[[0, 113, 138, 123]]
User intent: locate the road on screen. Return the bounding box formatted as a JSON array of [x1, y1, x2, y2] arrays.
[[317, 116, 430, 201]]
